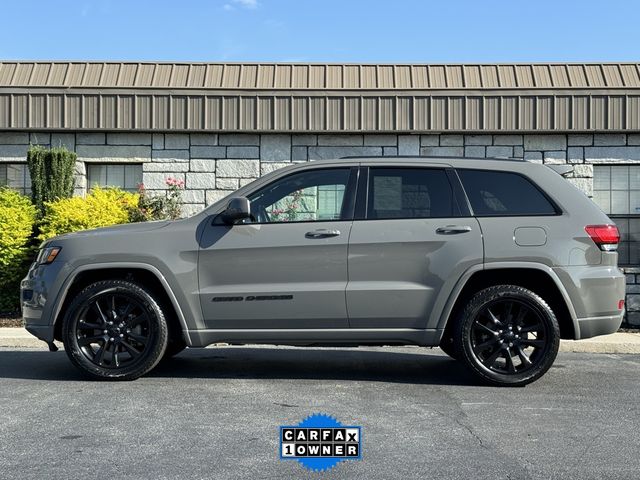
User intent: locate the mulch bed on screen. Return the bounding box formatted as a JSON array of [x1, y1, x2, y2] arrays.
[[0, 316, 23, 328]]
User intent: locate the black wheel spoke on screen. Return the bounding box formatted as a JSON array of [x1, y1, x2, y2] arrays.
[[127, 313, 148, 329], [503, 301, 513, 324], [521, 338, 545, 349], [486, 308, 504, 327], [94, 342, 108, 366], [516, 346, 533, 366], [78, 320, 103, 330], [127, 332, 148, 345], [482, 347, 504, 368], [474, 322, 499, 336], [475, 337, 500, 351], [121, 340, 142, 358], [93, 301, 109, 325], [78, 335, 105, 347], [504, 349, 517, 373]]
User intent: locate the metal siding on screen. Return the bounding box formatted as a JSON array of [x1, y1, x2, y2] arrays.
[[275, 97, 290, 130], [361, 66, 377, 89], [520, 97, 535, 130], [572, 96, 590, 130], [448, 97, 464, 130], [292, 97, 308, 130], [0, 96, 9, 127], [396, 96, 412, 131], [429, 66, 447, 88], [345, 97, 360, 130], [13, 95, 27, 128], [464, 66, 482, 88], [48, 95, 64, 129], [412, 66, 428, 88], [537, 96, 553, 130], [66, 95, 82, 129], [240, 96, 256, 130], [395, 66, 412, 89], [206, 97, 222, 130], [102, 96, 117, 129], [361, 97, 377, 130], [609, 96, 624, 130], [327, 66, 342, 89], [502, 97, 518, 130], [136, 96, 152, 130], [414, 97, 429, 130], [481, 65, 499, 88], [555, 96, 571, 130], [308, 97, 325, 130], [30, 95, 46, 128], [498, 65, 517, 88], [275, 65, 292, 89], [327, 97, 342, 130], [153, 96, 170, 130], [187, 64, 206, 88], [484, 97, 500, 130], [257, 97, 272, 130], [591, 96, 607, 130], [466, 96, 482, 130], [223, 96, 240, 130], [431, 97, 447, 130], [446, 66, 464, 89], [629, 96, 640, 130]]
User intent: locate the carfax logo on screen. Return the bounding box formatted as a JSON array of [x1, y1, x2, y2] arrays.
[[279, 413, 362, 472]]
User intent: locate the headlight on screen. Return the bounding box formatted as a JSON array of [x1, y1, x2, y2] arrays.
[[38, 246, 62, 265]]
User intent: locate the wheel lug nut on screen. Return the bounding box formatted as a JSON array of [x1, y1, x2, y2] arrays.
[[108, 321, 113, 325], [509, 342, 513, 347], [119, 333, 124, 338], [110, 337, 114, 341], [126, 329, 131, 333]]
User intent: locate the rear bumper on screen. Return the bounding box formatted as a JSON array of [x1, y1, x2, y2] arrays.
[[576, 312, 624, 340]]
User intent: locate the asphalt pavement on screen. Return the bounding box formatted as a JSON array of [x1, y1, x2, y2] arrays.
[[0, 345, 638, 479]]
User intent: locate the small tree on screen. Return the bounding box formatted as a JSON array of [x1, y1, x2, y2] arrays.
[[27, 145, 76, 215]]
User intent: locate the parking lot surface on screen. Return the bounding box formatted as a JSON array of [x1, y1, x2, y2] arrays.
[[0, 346, 638, 479]]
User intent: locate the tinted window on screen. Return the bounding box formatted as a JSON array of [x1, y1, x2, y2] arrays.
[[458, 169, 557, 216], [87, 164, 142, 192], [367, 168, 455, 219], [248, 168, 351, 223]]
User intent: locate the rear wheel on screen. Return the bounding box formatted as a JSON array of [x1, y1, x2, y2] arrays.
[[454, 285, 560, 387], [62, 280, 168, 380]]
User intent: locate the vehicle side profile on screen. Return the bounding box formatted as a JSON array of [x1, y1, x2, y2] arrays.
[[21, 157, 626, 386]]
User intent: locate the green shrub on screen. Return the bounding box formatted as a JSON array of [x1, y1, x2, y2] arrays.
[[38, 186, 139, 241], [27, 145, 76, 215], [0, 188, 37, 312], [129, 177, 185, 222]]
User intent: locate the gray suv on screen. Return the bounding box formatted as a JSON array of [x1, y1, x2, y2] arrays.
[[21, 157, 626, 386]]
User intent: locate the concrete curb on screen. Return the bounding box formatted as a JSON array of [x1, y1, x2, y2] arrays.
[[1, 328, 640, 354]]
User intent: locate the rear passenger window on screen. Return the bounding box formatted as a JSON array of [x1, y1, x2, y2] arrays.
[[367, 168, 456, 219], [458, 169, 558, 216]]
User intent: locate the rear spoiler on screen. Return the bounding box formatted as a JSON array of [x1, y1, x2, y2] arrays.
[[546, 164, 574, 177]]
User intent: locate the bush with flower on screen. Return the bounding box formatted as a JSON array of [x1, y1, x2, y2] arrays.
[[129, 177, 185, 222]]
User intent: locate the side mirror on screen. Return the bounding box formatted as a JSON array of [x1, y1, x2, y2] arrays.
[[221, 197, 252, 225]]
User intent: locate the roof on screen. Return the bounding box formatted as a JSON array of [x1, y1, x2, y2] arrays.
[[1, 61, 640, 133]]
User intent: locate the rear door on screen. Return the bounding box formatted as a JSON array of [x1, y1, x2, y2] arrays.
[[346, 165, 483, 329]]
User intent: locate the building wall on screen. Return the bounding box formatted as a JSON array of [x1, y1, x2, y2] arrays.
[[1, 130, 639, 326]]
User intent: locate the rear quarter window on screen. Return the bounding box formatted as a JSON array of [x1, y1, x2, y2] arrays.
[[457, 169, 558, 216]]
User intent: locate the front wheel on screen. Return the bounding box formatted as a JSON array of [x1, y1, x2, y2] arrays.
[[453, 285, 560, 387], [62, 280, 169, 380]]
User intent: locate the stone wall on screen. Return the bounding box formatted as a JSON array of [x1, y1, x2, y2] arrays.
[[1, 130, 639, 326]]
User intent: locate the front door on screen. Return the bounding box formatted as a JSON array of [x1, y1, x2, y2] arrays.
[[198, 166, 358, 329]]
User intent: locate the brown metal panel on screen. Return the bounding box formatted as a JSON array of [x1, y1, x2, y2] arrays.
[[29, 64, 51, 86], [101, 64, 121, 87], [65, 95, 82, 129], [628, 97, 640, 130], [308, 65, 325, 89], [378, 66, 394, 88], [515, 65, 534, 87], [222, 65, 241, 89], [101, 96, 117, 129], [291, 97, 308, 130], [240, 64, 258, 88], [83, 63, 104, 86], [361, 65, 377, 89], [118, 64, 137, 86], [257, 97, 272, 130], [206, 97, 222, 130], [327, 65, 343, 88], [414, 97, 429, 130], [222, 96, 240, 130], [48, 95, 64, 128], [536, 96, 553, 130], [620, 65, 640, 87], [187, 65, 206, 88], [379, 97, 394, 130], [585, 65, 606, 87], [411, 66, 428, 88], [572, 96, 589, 130], [532, 65, 553, 88], [0, 63, 17, 86], [204, 65, 224, 88], [12, 64, 34, 86], [153, 96, 170, 130], [502, 97, 518, 130], [431, 97, 447, 130], [240, 97, 257, 130], [448, 97, 464, 130], [170, 65, 190, 87], [602, 65, 624, 87], [0, 95, 10, 127], [549, 65, 569, 87], [118, 95, 134, 129], [275, 65, 292, 89], [498, 65, 517, 88], [429, 66, 446, 88], [48, 64, 68, 85], [151, 64, 171, 87], [591, 96, 607, 129], [187, 97, 204, 130], [292, 65, 309, 88], [608, 96, 624, 130], [361, 97, 377, 130], [344, 97, 360, 130], [446, 66, 464, 88], [135, 96, 151, 130], [257, 65, 275, 89], [343, 65, 360, 88], [466, 97, 482, 130], [308, 97, 325, 130], [484, 97, 500, 130], [567, 65, 588, 87], [480, 65, 499, 88], [29, 95, 46, 128], [64, 63, 86, 86], [396, 96, 411, 130], [275, 97, 290, 130], [554, 96, 571, 130], [134, 64, 154, 87], [463, 66, 482, 88], [12, 95, 28, 128], [326, 97, 343, 130]]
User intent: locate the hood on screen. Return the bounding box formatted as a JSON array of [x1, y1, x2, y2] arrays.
[[49, 220, 172, 242]]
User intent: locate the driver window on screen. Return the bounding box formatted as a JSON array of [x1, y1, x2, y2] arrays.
[[247, 168, 351, 223]]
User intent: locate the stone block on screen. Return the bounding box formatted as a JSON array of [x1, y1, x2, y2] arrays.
[[513, 146, 524, 158], [524, 151, 543, 161], [627, 294, 640, 312], [464, 146, 485, 158], [261, 162, 290, 175], [190, 134, 218, 146], [568, 134, 593, 146], [420, 135, 439, 146], [493, 135, 523, 146], [568, 164, 593, 178], [76, 145, 150, 162], [107, 133, 152, 146], [219, 134, 259, 146], [152, 134, 164, 150], [29, 133, 50, 145], [206, 189, 231, 206], [594, 133, 626, 146], [151, 149, 189, 162], [524, 134, 566, 151], [0, 145, 30, 162], [190, 146, 226, 159], [143, 162, 189, 172], [143, 172, 184, 190], [420, 146, 464, 157], [291, 134, 317, 146], [364, 134, 397, 146], [487, 146, 513, 158], [383, 146, 398, 156], [0, 132, 29, 144], [181, 190, 205, 203], [308, 146, 382, 160], [164, 134, 190, 150], [628, 134, 640, 146], [464, 135, 492, 146], [292, 146, 308, 161], [440, 134, 463, 146], [627, 274, 635, 284], [261, 134, 291, 161], [567, 147, 584, 164], [240, 178, 258, 187], [543, 151, 567, 164], [398, 135, 420, 155], [186, 172, 216, 189], [216, 159, 260, 178], [216, 178, 239, 190], [318, 135, 363, 146], [51, 133, 75, 151], [626, 312, 640, 327], [190, 159, 217, 172], [77, 133, 106, 145], [585, 146, 640, 163], [227, 146, 259, 159]]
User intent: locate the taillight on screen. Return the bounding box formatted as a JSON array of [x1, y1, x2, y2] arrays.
[[585, 225, 620, 251]]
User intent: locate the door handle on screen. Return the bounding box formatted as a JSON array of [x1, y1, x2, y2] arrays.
[[305, 229, 341, 239], [436, 225, 472, 235]]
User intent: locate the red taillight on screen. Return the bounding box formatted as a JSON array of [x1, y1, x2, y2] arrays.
[[585, 224, 620, 251]]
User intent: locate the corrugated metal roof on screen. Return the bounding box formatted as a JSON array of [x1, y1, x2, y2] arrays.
[[2, 61, 640, 89]]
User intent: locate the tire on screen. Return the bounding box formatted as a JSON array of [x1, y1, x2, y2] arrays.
[[453, 285, 560, 387], [439, 336, 460, 360], [62, 280, 169, 380]]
